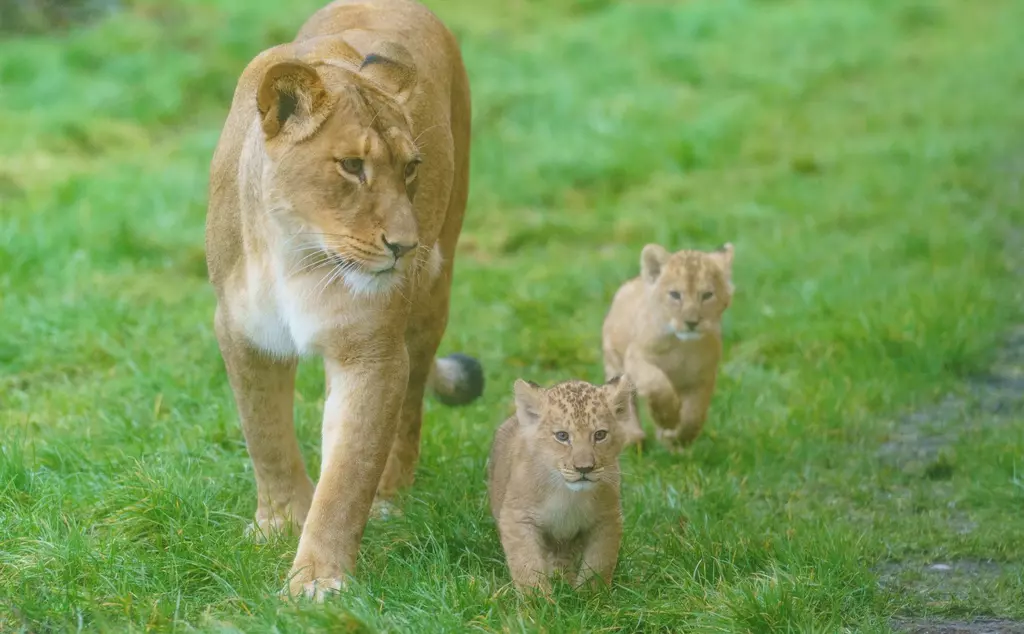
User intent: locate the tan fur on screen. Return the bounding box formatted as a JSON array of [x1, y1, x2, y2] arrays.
[[487, 377, 636, 593], [602, 243, 735, 448], [204, 0, 476, 600]]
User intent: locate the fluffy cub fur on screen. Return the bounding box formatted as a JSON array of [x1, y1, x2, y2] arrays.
[[602, 243, 734, 448], [487, 376, 636, 593]]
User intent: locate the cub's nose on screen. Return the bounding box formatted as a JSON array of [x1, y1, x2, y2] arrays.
[[685, 320, 700, 331], [382, 236, 417, 259], [575, 465, 595, 475]]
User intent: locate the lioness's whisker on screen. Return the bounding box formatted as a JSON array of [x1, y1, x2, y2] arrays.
[[320, 263, 351, 302], [289, 249, 329, 268], [413, 123, 444, 147], [289, 257, 330, 278], [366, 105, 383, 132], [309, 259, 349, 301]]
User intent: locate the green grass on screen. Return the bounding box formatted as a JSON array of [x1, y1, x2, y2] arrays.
[[2, 0, 1024, 631]]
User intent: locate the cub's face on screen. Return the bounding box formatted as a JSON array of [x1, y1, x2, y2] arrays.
[[254, 54, 423, 295], [640, 243, 735, 341], [513, 377, 636, 492]]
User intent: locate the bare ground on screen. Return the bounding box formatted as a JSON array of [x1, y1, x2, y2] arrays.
[[879, 328, 1024, 632]]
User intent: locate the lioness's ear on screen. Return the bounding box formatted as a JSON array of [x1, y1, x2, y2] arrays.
[[513, 379, 543, 426], [359, 41, 417, 104], [641, 244, 670, 284], [603, 375, 637, 427], [256, 60, 331, 139]]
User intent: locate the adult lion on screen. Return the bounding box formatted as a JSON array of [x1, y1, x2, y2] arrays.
[[204, 0, 481, 598]]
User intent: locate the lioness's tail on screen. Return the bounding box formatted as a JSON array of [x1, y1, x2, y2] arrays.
[[428, 353, 485, 406]]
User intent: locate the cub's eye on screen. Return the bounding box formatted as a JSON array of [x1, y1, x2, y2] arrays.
[[554, 431, 570, 443], [404, 159, 421, 180], [668, 290, 681, 300], [701, 291, 714, 301], [594, 430, 608, 441], [339, 158, 364, 177]]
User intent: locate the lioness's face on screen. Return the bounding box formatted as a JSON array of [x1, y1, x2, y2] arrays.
[[514, 378, 635, 492], [641, 244, 734, 341], [257, 59, 423, 295]]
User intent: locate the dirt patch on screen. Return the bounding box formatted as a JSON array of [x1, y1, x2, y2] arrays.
[[878, 326, 1024, 632], [892, 619, 1024, 634], [878, 559, 1021, 603], [878, 328, 1024, 477], [880, 152, 1023, 632]]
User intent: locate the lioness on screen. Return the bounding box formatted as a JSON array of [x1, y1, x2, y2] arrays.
[[602, 243, 734, 448], [487, 376, 635, 593], [205, 0, 480, 599]]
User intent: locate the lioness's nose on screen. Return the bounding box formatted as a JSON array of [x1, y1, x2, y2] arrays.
[[575, 465, 594, 475], [382, 236, 417, 259], [685, 320, 700, 331]]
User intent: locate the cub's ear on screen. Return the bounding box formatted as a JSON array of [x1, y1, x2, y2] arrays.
[[256, 60, 332, 140], [711, 242, 734, 269], [711, 242, 735, 295], [513, 379, 543, 427], [640, 244, 671, 284], [603, 374, 637, 426], [359, 41, 417, 104]]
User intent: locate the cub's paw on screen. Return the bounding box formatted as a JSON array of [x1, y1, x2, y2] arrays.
[[370, 498, 403, 522], [621, 429, 647, 447], [654, 427, 694, 453], [287, 576, 344, 602]]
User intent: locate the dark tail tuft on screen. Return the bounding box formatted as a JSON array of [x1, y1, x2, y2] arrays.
[[429, 353, 484, 406]]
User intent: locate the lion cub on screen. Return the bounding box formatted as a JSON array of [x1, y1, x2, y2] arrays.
[[602, 243, 734, 448], [487, 376, 635, 593]]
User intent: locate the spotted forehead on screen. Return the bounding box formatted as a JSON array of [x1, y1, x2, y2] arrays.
[[542, 381, 609, 427], [664, 251, 725, 288]]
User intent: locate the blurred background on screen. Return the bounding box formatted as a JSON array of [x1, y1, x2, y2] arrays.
[[1, 0, 1022, 632]]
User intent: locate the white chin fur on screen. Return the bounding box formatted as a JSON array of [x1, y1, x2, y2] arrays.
[[564, 480, 596, 492], [674, 331, 702, 341], [342, 267, 401, 296]]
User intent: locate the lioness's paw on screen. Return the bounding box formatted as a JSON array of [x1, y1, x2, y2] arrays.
[[245, 516, 300, 543], [285, 576, 344, 602]]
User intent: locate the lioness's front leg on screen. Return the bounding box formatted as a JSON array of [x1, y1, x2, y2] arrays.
[[215, 308, 313, 540], [376, 267, 450, 500], [287, 346, 409, 599]]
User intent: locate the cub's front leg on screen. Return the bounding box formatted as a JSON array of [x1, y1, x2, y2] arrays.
[[287, 341, 409, 600], [624, 346, 680, 438], [657, 382, 715, 448], [575, 514, 622, 590], [499, 511, 553, 595]]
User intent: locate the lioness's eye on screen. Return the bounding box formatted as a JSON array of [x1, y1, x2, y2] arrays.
[[405, 159, 421, 180], [701, 291, 714, 301], [339, 158, 364, 176], [668, 290, 681, 300], [554, 431, 569, 443], [594, 430, 608, 441]]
